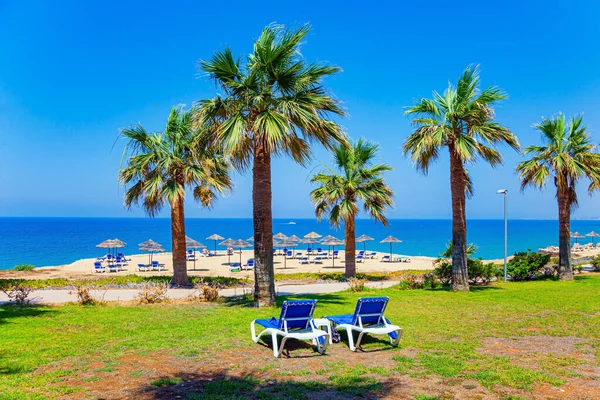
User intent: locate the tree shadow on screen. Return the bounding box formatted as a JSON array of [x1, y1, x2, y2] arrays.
[[133, 367, 398, 399], [0, 304, 56, 326]]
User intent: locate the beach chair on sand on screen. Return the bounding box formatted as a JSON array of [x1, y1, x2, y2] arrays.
[[243, 259, 254, 270], [93, 262, 105, 273], [299, 257, 309, 265], [151, 261, 166, 271], [251, 300, 329, 357], [229, 262, 241, 272], [356, 254, 364, 263], [312, 256, 324, 264], [380, 255, 390, 263], [187, 250, 196, 261], [137, 263, 150, 272], [324, 297, 402, 351]]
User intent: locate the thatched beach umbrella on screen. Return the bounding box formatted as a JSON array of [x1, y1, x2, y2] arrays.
[[586, 231, 600, 245], [139, 239, 164, 265], [571, 232, 585, 244], [206, 233, 224, 255], [356, 234, 374, 252], [186, 236, 205, 271], [219, 238, 236, 265], [232, 239, 252, 265], [380, 236, 402, 261], [277, 239, 298, 269], [321, 237, 343, 268], [288, 234, 301, 242], [273, 232, 288, 241], [304, 231, 322, 239], [247, 236, 254, 242]]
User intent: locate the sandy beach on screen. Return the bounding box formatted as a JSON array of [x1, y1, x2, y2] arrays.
[[0, 249, 437, 280]]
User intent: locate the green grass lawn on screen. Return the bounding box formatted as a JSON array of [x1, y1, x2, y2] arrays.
[[1, 276, 599, 399]]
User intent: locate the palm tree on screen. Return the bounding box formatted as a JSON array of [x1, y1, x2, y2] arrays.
[[403, 65, 519, 291], [119, 106, 233, 286], [195, 24, 347, 306], [311, 139, 393, 278], [516, 114, 600, 280]]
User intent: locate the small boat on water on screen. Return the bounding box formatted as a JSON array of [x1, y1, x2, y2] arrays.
[[287, 221, 296, 225]]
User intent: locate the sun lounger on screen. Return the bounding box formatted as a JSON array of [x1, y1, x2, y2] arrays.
[[93, 261, 105, 273], [286, 250, 293, 258], [107, 263, 119, 273], [251, 300, 329, 357], [299, 257, 309, 265], [324, 297, 402, 351], [229, 262, 241, 272], [187, 250, 196, 261], [380, 255, 390, 263], [356, 254, 364, 263], [312, 256, 324, 264], [294, 252, 303, 259], [243, 259, 254, 270], [367, 252, 377, 259], [137, 263, 150, 272], [151, 261, 166, 271]]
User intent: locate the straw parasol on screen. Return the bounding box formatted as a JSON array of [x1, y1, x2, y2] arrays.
[[232, 239, 252, 265], [356, 234, 374, 252], [139, 239, 164, 265], [277, 239, 298, 269], [185, 236, 206, 271], [273, 232, 288, 241], [304, 231, 322, 239], [288, 234, 301, 242], [380, 236, 402, 261], [571, 232, 585, 244], [321, 237, 344, 268], [586, 231, 600, 245], [206, 234, 224, 255], [219, 238, 236, 264], [299, 237, 319, 259], [246, 236, 254, 242]]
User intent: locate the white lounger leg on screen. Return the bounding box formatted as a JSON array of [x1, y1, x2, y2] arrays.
[[345, 326, 357, 351], [272, 331, 281, 357]]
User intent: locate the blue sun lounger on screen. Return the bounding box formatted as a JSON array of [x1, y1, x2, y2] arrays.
[[324, 297, 402, 351], [251, 300, 329, 357]]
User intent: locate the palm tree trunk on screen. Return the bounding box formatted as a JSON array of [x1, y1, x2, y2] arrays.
[[557, 188, 573, 280], [252, 143, 276, 307], [170, 195, 189, 286], [449, 148, 469, 291], [344, 217, 356, 278]]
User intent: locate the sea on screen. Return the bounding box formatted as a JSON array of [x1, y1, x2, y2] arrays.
[[1, 217, 599, 270]]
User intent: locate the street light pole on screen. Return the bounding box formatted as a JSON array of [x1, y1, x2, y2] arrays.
[[497, 189, 508, 282]]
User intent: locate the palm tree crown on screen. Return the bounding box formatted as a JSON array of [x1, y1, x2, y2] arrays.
[[311, 139, 393, 277], [195, 23, 347, 168], [517, 114, 600, 202]]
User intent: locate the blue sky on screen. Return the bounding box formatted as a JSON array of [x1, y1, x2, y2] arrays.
[[1, 0, 599, 219]]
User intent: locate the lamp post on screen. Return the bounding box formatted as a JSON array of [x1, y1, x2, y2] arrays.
[[496, 189, 508, 282]]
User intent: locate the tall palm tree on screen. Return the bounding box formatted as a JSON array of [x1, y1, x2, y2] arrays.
[[311, 140, 393, 278], [195, 24, 347, 306], [119, 106, 233, 286], [403, 65, 519, 291], [517, 114, 600, 280]]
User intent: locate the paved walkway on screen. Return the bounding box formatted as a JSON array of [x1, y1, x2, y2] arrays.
[[0, 281, 398, 305]]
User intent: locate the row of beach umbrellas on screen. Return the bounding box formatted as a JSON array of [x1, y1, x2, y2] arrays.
[[570, 231, 600, 244], [96, 231, 404, 270]]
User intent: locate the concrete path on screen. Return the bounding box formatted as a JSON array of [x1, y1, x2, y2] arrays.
[[0, 281, 399, 305]]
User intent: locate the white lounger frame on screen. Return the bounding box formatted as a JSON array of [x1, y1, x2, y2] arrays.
[[251, 318, 329, 357]]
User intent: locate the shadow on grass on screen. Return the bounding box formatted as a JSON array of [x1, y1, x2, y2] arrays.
[[222, 293, 349, 309], [135, 368, 397, 399], [0, 303, 56, 325]]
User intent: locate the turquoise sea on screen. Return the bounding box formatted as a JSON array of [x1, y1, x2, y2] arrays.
[[1, 217, 600, 269]]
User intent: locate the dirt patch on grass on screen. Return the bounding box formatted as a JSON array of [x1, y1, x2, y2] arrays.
[[480, 335, 595, 362]]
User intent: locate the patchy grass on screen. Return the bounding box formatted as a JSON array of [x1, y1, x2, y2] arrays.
[[274, 269, 432, 282], [1, 275, 599, 399]]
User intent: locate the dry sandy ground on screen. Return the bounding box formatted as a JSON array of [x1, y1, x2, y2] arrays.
[[0, 250, 437, 280]]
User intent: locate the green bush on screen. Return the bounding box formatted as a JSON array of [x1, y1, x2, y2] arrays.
[[506, 250, 550, 281], [14, 264, 35, 271], [591, 255, 600, 272], [433, 242, 500, 285]]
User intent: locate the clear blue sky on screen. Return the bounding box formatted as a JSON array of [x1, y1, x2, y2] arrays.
[[1, 0, 599, 220]]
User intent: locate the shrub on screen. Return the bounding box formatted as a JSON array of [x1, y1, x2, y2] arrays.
[[347, 277, 367, 292], [136, 282, 169, 304], [1, 283, 34, 306], [202, 285, 220, 302], [591, 255, 600, 272], [70, 286, 105, 306], [433, 253, 500, 285], [507, 250, 551, 281], [14, 264, 35, 271]]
